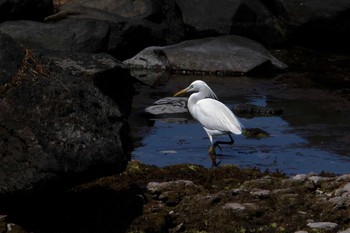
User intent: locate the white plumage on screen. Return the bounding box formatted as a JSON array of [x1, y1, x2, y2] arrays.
[[174, 80, 242, 154]]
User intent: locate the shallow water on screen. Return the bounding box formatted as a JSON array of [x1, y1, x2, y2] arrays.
[[129, 68, 350, 175]]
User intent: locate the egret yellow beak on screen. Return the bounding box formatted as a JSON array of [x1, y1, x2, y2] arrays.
[[173, 88, 188, 97]]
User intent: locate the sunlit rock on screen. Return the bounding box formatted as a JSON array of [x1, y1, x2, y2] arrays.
[[145, 97, 188, 115], [124, 35, 287, 75]]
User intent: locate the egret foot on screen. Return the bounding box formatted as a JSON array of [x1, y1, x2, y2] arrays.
[[209, 153, 221, 167], [209, 145, 216, 155]]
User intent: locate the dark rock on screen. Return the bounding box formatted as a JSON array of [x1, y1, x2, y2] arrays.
[[242, 128, 270, 139], [276, 0, 350, 27], [147, 180, 201, 205], [129, 69, 168, 86], [0, 0, 53, 22], [0, 19, 110, 53], [51, 0, 185, 59], [0, 32, 24, 85], [233, 103, 283, 116], [43, 52, 134, 117], [124, 35, 287, 75], [0, 215, 6, 233], [50, 8, 165, 60], [176, 0, 287, 46], [276, 0, 350, 50], [46, 52, 123, 77], [0, 47, 132, 195], [60, 0, 162, 19], [145, 97, 188, 115]]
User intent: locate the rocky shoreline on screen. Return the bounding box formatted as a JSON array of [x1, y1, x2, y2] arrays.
[[1, 0, 350, 232], [2, 160, 350, 233]]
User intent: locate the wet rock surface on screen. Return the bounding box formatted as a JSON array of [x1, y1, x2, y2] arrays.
[[0, 39, 133, 195], [233, 103, 283, 116], [0, 0, 350, 232], [4, 160, 349, 233]]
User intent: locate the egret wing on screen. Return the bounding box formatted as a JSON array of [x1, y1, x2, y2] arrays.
[[193, 99, 242, 135]]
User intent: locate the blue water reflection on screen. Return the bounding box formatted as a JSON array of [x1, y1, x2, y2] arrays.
[[132, 112, 350, 175], [130, 75, 350, 175]]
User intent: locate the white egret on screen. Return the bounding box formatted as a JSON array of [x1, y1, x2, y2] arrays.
[[174, 80, 242, 155]]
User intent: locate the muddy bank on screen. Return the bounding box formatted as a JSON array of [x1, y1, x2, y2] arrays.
[[2, 160, 349, 233]]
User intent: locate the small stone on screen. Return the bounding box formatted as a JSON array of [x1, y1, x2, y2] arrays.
[[342, 183, 350, 193], [250, 189, 271, 198], [230, 188, 245, 196], [307, 222, 338, 230], [334, 182, 350, 197], [147, 180, 195, 194], [338, 228, 350, 233], [242, 203, 261, 215], [328, 196, 349, 209], [272, 188, 293, 195], [6, 223, 27, 233], [291, 174, 308, 181], [170, 223, 185, 233], [0, 215, 7, 233], [308, 176, 323, 185], [336, 174, 350, 182], [303, 180, 316, 190], [223, 203, 246, 211]]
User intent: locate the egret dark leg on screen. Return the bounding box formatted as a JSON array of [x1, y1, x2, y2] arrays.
[[213, 134, 234, 151]]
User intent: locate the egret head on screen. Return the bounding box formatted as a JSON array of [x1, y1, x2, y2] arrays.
[[173, 80, 218, 99]]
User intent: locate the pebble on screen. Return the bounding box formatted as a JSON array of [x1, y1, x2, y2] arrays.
[[338, 228, 350, 233], [147, 180, 195, 194], [291, 174, 307, 181], [307, 222, 338, 230], [328, 196, 349, 209], [223, 202, 246, 211], [230, 188, 245, 196], [170, 223, 185, 233], [250, 189, 271, 198], [308, 176, 324, 185], [336, 174, 350, 182], [334, 182, 350, 197]]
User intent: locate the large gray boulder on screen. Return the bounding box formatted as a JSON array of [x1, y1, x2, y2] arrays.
[[0, 37, 133, 195], [123, 35, 287, 75], [0, 19, 110, 53]]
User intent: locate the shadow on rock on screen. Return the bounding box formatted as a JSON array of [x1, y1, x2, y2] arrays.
[[1, 185, 144, 233]]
